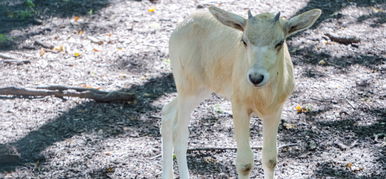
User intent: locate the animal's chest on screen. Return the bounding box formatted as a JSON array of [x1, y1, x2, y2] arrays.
[[203, 57, 235, 97], [213, 86, 233, 100]]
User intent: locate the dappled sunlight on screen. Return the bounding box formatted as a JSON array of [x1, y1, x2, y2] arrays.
[[0, 0, 384, 178]]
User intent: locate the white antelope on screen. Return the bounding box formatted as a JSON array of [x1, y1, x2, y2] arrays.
[[161, 6, 321, 179]]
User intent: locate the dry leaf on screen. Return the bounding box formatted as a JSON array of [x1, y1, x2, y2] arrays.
[[352, 166, 364, 172], [119, 73, 128, 79], [39, 48, 46, 56], [372, 7, 384, 13], [295, 104, 303, 113], [79, 84, 101, 90], [283, 123, 296, 129], [149, 22, 161, 30], [295, 104, 310, 113], [204, 156, 217, 163], [73, 52, 81, 57], [143, 93, 152, 97], [318, 59, 327, 65], [53, 45, 65, 52], [345, 162, 364, 172], [80, 84, 93, 88], [106, 167, 114, 173], [162, 58, 171, 64], [322, 40, 335, 45], [92, 48, 101, 52], [73, 16, 80, 22], [76, 109, 86, 113], [78, 30, 85, 35], [88, 36, 104, 45], [345, 162, 353, 169]]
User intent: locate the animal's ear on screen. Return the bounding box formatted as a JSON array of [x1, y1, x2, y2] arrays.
[[285, 9, 321, 36], [208, 6, 246, 31]]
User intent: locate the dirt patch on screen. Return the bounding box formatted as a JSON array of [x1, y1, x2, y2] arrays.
[[0, 0, 385, 178]]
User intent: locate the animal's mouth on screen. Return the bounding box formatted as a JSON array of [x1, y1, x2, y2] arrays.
[[252, 82, 267, 88], [248, 79, 267, 88], [249, 77, 271, 88]]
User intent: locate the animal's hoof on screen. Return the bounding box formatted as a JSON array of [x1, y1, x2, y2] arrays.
[[239, 163, 252, 176]]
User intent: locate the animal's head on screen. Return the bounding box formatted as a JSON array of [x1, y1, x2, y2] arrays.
[[209, 6, 321, 87]]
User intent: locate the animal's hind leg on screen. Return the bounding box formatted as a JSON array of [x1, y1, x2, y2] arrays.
[[160, 98, 178, 179], [173, 90, 209, 179]]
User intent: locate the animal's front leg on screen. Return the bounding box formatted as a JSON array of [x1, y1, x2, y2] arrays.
[[232, 102, 253, 178], [261, 108, 282, 179]]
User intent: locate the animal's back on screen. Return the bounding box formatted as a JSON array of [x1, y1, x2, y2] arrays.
[[169, 10, 241, 96]]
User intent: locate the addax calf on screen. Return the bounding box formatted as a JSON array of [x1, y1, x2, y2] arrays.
[[161, 6, 321, 179]]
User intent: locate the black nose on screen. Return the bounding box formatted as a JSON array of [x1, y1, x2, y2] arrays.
[[249, 74, 264, 85]]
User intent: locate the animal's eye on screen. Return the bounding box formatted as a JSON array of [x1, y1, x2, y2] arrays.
[[275, 40, 284, 49], [241, 38, 247, 47]]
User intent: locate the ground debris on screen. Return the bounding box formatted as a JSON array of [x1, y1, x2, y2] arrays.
[[0, 53, 31, 65], [0, 86, 135, 103], [325, 33, 360, 45], [34, 40, 54, 49], [0, 0, 384, 178]]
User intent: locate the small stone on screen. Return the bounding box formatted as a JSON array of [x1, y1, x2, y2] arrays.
[[197, 4, 205, 9], [32, 18, 43, 25], [318, 59, 327, 65], [308, 141, 317, 151]]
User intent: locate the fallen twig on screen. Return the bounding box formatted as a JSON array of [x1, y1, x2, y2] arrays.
[[325, 33, 360, 45], [187, 147, 245, 152], [36, 85, 101, 92], [345, 99, 356, 109], [0, 53, 16, 59], [279, 143, 298, 149], [88, 36, 104, 45], [0, 53, 31, 65], [187, 143, 297, 152], [34, 40, 54, 49], [149, 154, 162, 160], [0, 59, 31, 65], [334, 140, 358, 151], [0, 86, 135, 103]]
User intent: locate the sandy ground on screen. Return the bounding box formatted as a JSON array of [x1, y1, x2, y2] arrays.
[[0, 0, 385, 178]]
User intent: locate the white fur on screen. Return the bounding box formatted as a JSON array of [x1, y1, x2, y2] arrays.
[[161, 6, 321, 179]]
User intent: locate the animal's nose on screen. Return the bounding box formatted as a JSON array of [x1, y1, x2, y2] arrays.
[[249, 73, 264, 86]]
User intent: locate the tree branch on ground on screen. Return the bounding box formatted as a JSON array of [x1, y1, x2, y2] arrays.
[[0, 53, 31, 65], [0, 59, 31, 65], [325, 33, 360, 45], [34, 40, 54, 49], [0, 53, 15, 59], [0, 86, 135, 103], [186, 144, 298, 152]]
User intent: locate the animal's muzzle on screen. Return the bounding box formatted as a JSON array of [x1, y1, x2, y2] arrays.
[[248, 73, 265, 86]]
